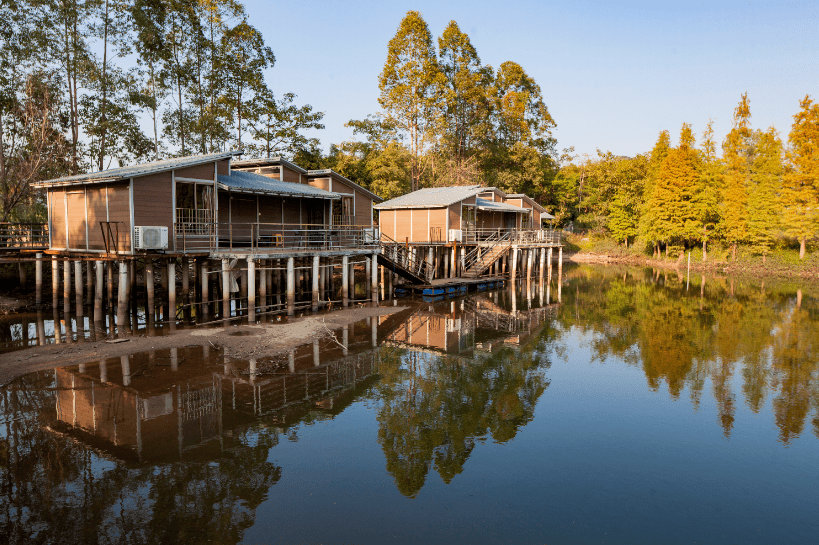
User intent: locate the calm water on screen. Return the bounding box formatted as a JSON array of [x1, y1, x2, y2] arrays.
[[1, 264, 818, 544]]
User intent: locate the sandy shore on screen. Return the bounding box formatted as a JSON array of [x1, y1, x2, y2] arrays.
[[0, 305, 408, 387]]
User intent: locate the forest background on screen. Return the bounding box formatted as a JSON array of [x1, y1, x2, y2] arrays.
[[1, 3, 817, 261]]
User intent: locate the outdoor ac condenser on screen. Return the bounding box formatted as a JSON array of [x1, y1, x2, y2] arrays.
[[134, 226, 169, 249], [448, 229, 463, 242]]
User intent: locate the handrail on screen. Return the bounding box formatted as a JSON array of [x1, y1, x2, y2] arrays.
[[462, 231, 511, 275], [379, 232, 434, 283], [0, 222, 48, 248]]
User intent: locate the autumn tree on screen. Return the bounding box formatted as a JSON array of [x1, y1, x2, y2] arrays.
[[720, 93, 753, 260], [640, 130, 671, 255], [694, 121, 722, 260], [746, 127, 783, 260], [782, 95, 819, 259]]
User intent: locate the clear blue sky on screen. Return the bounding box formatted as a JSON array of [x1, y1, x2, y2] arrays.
[[244, 0, 818, 160]]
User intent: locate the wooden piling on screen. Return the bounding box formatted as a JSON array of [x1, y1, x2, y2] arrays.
[[86, 261, 93, 305], [547, 247, 553, 281], [106, 261, 113, 309], [539, 247, 545, 280], [74, 261, 83, 312], [348, 260, 355, 301], [365, 257, 371, 299]]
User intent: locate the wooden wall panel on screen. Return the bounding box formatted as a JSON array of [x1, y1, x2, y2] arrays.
[[107, 183, 131, 251], [216, 159, 230, 176], [379, 210, 395, 240], [133, 172, 173, 231], [411, 209, 429, 242], [282, 167, 301, 184], [355, 190, 372, 226], [428, 208, 447, 242], [86, 186, 108, 250], [448, 203, 460, 234], [175, 163, 214, 180], [330, 178, 353, 195], [308, 177, 330, 191], [394, 210, 412, 243], [282, 197, 300, 225], [66, 190, 87, 249], [258, 195, 282, 223], [50, 188, 66, 249]]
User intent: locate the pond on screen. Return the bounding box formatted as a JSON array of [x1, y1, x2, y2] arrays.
[[1, 264, 817, 544]]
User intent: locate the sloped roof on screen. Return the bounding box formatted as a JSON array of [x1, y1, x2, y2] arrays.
[[474, 197, 529, 214], [33, 151, 241, 187], [307, 169, 383, 203], [218, 171, 339, 199], [505, 194, 547, 214], [374, 185, 483, 209]]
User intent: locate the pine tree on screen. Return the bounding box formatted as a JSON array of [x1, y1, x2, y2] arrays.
[[746, 127, 783, 260], [782, 95, 819, 259], [694, 121, 722, 260], [721, 93, 754, 260], [641, 130, 671, 255]]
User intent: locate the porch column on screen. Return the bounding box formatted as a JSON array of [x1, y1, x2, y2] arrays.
[[341, 255, 349, 306], [312, 255, 320, 311], [286, 256, 295, 316], [371, 252, 378, 302], [247, 258, 255, 321]]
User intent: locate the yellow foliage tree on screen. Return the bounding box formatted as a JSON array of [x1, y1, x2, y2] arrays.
[[783, 95, 819, 259], [720, 93, 753, 260]]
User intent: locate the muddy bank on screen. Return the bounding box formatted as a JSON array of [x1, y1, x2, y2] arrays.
[[567, 252, 819, 281], [0, 305, 407, 387]]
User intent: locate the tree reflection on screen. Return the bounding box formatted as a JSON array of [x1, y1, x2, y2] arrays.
[[375, 334, 551, 497], [552, 264, 819, 444]]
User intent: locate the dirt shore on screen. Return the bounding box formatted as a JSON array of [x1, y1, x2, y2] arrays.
[[567, 251, 819, 281], [0, 305, 408, 387]]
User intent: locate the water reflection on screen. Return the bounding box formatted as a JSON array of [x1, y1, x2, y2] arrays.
[[553, 265, 819, 443]]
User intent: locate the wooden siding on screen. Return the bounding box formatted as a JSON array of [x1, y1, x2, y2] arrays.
[[175, 163, 213, 180], [330, 179, 353, 195], [429, 208, 447, 241], [230, 195, 257, 224], [448, 203, 461, 233], [107, 182, 131, 251], [282, 197, 300, 226], [355, 189, 372, 225], [133, 172, 173, 231], [258, 194, 282, 224], [411, 209, 428, 242], [216, 159, 230, 176], [66, 190, 87, 249], [379, 210, 396, 240], [50, 188, 66, 249], [282, 166, 301, 184], [394, 210, 412, 243], [217, 192, 230, 222], [86, 186, 108, 250]]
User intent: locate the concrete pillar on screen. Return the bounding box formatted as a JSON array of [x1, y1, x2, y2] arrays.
[[117, 261, 128, 332], [371, 316, 377, 347], [63, 259, 71, 309], [558, 246, 563, 303], [35, 253, 43, 306], [247, 258, 256, 321], [539, 247, 546, 280], [221, 259, 231, 319], [168, 259, 176, 320], [145, 259, 155, 318], [201, 261, 210, 315], [51, 256, 59, 307], [259, 259, 267, 312], [85, 261, 93, 305], [181, 257, 190, 298], [371, 252, 378, 303], [527, 249, 533, 280], [18, 261, 26, 289], [349, 261, 355, 301], [160, 261, 168, 296], [286, 257, 295, 316], [450, 246, 456, 278], [312, 255, 320, 311], [72, 261, 82, 309], [365, 257, 371, 298], [547, 247, 553, 281], [94, 261, 103, 321], [320, 258, 327, 301], [106, 261, 113, 309], [313, 339, 320, 367], [342, 255, 349, 306], [510, 247, 518, 279]]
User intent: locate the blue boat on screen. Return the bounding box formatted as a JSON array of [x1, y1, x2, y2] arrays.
[[421, 286, 446, 295]]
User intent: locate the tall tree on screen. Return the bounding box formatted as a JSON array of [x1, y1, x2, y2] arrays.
[[782, 95, 819, 259], [695, 121, 722, 260], [246, 90, 324, 158], [378, 10, 443, 191], [721, 93, 753, 260], [132, 0, 170, 159], [746, 127, 783, 260], [640, 130, 671, 255]]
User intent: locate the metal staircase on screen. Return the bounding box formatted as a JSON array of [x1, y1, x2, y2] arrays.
[[461, 231, 512, 278], [377, 233, 434, 284]]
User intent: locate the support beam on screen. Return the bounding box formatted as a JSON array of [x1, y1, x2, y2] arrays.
[[222, 259, 231, 319], [35, 253, 43, 306], [371, 252, 378, 303], [259, 259, 267, 312], [94, 261, 103, 322], [201, 261, 210, 315], [168, 259, 176, 320], [63, 259, 71, 311], [181, 257, 190, 298], [145, 259, 155, 318], [51, 256, 59, 307], [117, 261, 128, 332]]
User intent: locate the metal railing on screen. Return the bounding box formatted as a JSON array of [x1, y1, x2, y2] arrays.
[[379, 232, 434, 283], [463, 231, 511, 275], [332, 214, 354, 226], [463, 228, 560, 245], [0, 222, 48, 248], [173, 222, 380, 252]]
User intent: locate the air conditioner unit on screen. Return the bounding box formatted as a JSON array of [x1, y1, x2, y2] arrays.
[[134, 226, 169, 250], [448, 229, 463, 242]]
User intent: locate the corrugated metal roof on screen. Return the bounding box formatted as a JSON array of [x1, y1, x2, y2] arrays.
[[218, 171, 339, 199], [33, 151, 241, 187], [506, 193, 547, 213], [374, 185, 483, 209], [475, 197, 529, 213]]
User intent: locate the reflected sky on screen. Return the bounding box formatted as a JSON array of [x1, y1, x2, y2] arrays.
[[1, 265, 818, 544]]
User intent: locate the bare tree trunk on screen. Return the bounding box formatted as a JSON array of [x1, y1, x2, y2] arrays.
[[98, 0, 110, 171], [800, 236, 806, 259]]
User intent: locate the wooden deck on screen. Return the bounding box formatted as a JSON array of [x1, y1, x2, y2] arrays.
[[394, 276, 507, 297]]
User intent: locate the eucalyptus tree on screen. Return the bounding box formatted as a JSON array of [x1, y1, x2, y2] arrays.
[[246, 90, 324, 158], [378, 10, 444, 191]]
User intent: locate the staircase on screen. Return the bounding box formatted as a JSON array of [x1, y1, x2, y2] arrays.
[[377, 233, 434, 284], [461, 232, 511, 278]]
